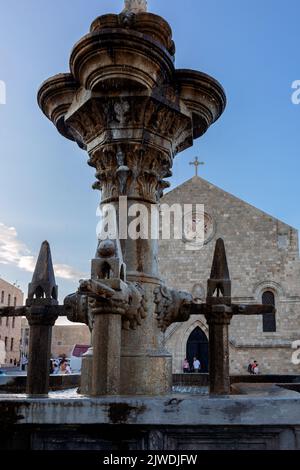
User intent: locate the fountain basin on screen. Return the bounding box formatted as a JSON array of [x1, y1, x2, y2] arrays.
[[0, 374, 80, 394], [1, 391, 300, 450]]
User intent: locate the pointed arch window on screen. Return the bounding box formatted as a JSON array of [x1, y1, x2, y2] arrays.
[[262, 290, 276, 332]]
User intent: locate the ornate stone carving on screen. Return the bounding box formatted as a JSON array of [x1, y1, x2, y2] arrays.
[[123, 0, 148, 14], [118, 11, 136, 29], [90, 144, 172, 203], [65, 95, 193, 165], [64, 292, 91, 328], [64, 236, 147, 332], [123, 282, 148, 330], [148, 430, 164, 450], [116, 148, 130, 195], [39, 8, 225, 154], [154, 285, 192, 332], [65, 278, 147, 332], [36, 2, 227, 397]]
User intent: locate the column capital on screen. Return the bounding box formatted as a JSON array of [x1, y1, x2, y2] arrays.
[[26, 306, 59, 327]]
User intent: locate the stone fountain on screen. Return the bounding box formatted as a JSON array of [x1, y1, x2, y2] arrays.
[[37, 0, 226, 397], [1, 1, 299, 451]]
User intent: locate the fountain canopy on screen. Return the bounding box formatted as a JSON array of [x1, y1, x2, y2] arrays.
[[38, 3, 226, 161]]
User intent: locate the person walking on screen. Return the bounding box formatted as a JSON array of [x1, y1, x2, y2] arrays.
[[193, 357, 201, 373]]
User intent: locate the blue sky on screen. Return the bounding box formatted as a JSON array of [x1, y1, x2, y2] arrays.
[[0, 0, 300, 302]]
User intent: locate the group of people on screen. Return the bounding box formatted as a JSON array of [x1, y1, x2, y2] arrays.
[[247, 360, 260, 375], [50, 357, 72, 375], [183, 357, 201, 373]]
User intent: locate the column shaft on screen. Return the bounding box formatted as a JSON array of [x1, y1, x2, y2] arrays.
[[92, 314, 122, 396], [208, 322, 230, 396], [26, 324, 52, 397]]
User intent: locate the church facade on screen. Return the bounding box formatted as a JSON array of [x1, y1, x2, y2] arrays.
[[158, 176, 300, 375]]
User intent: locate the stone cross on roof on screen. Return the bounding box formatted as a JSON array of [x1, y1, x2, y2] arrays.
[[189, 157, 205, 177], [123, 0, 148, 14]]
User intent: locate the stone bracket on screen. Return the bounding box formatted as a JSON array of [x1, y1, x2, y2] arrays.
[[154, 284, 193, 332], [64, 278, 147, 331]]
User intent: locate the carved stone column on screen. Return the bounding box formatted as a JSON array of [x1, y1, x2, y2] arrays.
[[92, 312, 122, 396], [89, 290, 128, 396], [91, 144, 174, 394], [38, 5, 226, 395]]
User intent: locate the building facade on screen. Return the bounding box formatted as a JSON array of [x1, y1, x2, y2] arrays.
[[0, 278, 23, 366], [51, 324, 91, 358], [20, 320, 91, 360], [158, 177, 300, 375]]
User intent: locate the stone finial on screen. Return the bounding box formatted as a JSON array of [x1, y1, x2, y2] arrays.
[[123, 0, 148, 14], [207, 238, 231, 302], [92, 238, 126, 282], [27, 240, 58, 305], [210, 238, 230, 281]]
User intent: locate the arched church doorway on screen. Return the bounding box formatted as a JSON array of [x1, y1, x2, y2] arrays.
[[186, 327, 209, 372]]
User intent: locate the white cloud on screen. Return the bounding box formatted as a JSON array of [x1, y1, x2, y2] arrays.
[[53, 264, 85, 281], [0, 222, 86, 281], [18, 255, 36, 272], [0, 224, 31, 266]]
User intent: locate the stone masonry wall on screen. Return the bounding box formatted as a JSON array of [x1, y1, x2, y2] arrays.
[[158, 177, 300, 374]]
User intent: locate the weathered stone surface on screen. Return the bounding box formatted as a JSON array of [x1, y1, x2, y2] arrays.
[[159, 177, 300, 375], [1, 392, 300, 426], [0, 374, 80, 393], [37, 5, 226, 396], [80, 347, 93, 395], [25, 242, 60, 396], [154, 237, 274, 395], [1, 424, 300, 450], [92, 314, 122, 396], [0, 242, 65, 396]]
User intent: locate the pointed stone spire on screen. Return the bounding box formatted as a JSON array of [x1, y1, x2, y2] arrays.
[[123, 0, 148, 14], [207, 238, 231, 303], [27, 241, 58, 306], [210, 238, 230, 280]]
